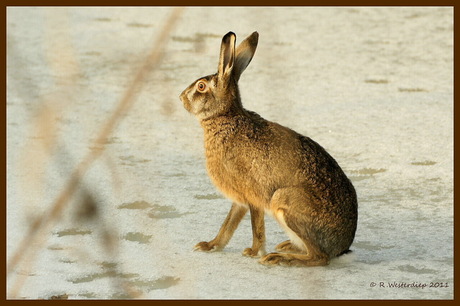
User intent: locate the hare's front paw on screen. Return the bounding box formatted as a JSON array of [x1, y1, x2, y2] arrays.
[[242, 247, 265, 258], [194, 241, 219, 252]]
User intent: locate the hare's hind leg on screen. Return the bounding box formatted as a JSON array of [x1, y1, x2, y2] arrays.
[[195, 202, 248, 252], [260, 188, 329, 267], [275, 240, 303, 253]]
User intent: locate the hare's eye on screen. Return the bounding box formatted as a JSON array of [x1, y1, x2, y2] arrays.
[[197, 81, 207, 93]]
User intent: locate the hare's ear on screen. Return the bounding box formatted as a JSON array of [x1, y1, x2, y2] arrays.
[[234, 31, 259, 82], [218, 32, 236, 82]]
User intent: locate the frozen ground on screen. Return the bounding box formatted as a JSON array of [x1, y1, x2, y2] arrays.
[[7, 7, 453, 299]]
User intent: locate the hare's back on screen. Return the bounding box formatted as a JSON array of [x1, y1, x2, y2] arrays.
[[266, 121, 355, 201]]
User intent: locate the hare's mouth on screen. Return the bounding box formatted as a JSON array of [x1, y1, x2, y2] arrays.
[[180, 95, 192, 113]]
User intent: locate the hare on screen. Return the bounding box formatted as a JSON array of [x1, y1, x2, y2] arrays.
[[179, 31, 358, 267]]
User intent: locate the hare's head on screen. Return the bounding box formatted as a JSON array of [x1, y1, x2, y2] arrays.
[[180, 31, 259, 121]]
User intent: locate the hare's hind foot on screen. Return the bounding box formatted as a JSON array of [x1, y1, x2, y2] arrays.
[[259, 252, 329, 267], [275, 240, 303, 253]]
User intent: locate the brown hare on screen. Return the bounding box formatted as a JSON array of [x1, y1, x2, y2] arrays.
[[179, 31, 358, 267]]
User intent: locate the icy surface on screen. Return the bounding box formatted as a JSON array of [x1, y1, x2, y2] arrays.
[[7, 7, 453, 299]]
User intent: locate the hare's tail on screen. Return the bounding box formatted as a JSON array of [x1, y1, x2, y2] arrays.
[[338, 249, 352, 256]]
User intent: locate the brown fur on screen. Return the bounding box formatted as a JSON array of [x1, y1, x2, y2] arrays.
[[180, 32, 358, 267]]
